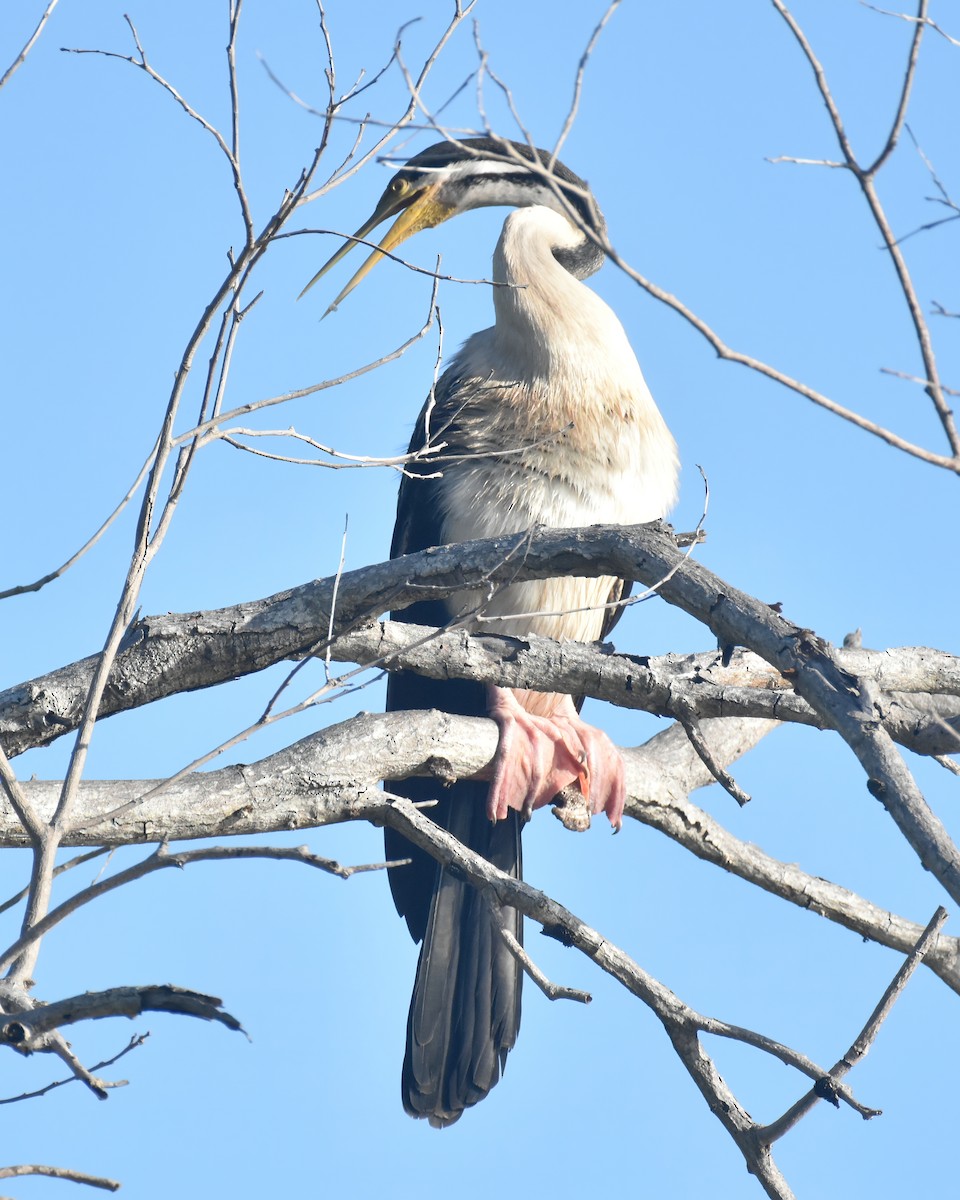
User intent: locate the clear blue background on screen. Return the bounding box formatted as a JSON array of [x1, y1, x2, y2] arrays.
[[1, 1, 958, 1196]]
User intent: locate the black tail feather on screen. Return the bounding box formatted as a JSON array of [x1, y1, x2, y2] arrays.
[[386, 776, 522, 1127], [385, 649, 522, 1125]]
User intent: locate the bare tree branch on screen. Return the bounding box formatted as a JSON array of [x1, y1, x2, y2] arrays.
[[770, 0, 959, 460], [756, 906, 948, 1143], [0, 1034, 148, 1105], [0, 1164, 119, 1192], [63, 12, 255, 241], [0, 842, 404, 975], [0, 0, 60, 92], [4, 711, 958, 998], [3, 0, 479, 995], [3, 526, 958, 757], [0, 445, 158, 601], [861, 3, 960, 48], [1, 985, 244, 1046]]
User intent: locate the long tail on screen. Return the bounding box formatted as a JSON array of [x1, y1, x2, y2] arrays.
[[392, 778, 522, 1126], [384, 658, 523, 1126]]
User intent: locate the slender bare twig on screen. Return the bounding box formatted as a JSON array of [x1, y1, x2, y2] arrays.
[[0, 1164, 119, 1192], [604, 239, 959, 471], [227, 0, 247, 240], [673, 699, 753, 806], [218, 426, 444, 471], [770, 0, 959, 461], [861, 2, 960, 47], [551, 0, 621, 164], [284, 222, 509, 292], [160, 286, 265, 541], [298, 3, 479, 206], [0, 0, 60, 91], [43, 1035, 119, 1099], [324, 518, 349, 681], [0, 848, 110, 917], [0, 843, 404, 974], [0, 443, 158, 600], [696, 1015, 880, 1120], [0, 1034, 148, 1105], [7, 1, 477, 991], [0, 743, 43, 845], [171, 269, 440, 445], [880, 367, 960, 397], [258, 16, 398, 117], [497, 925, 591, 1003], [889, 125, 960, 245], [757, 906, 948, 1143], [64, 13, 255, 241], [470, 32, 530, 148]]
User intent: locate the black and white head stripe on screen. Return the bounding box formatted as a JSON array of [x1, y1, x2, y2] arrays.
[[387, 138, 607, 238]]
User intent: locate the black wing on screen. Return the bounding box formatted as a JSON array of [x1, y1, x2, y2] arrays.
[[384, 383, 523, 1127]]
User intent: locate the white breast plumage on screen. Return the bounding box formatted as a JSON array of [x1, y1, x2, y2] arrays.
[[438, 207, 678, 644]]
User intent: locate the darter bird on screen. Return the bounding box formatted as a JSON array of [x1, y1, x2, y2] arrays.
[[302, 137, 679, 1126]]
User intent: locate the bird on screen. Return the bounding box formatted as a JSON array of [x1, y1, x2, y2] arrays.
[[302, 137, 679, 1126]]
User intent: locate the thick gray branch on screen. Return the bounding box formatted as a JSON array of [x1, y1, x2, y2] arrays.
[[1, 523, 958, 758], [5, 710, 958, 995], [4, 521, 956, 909], [333, 622, 960, 755], [623, 719, 960, 993], [0, 984, 243, 1047]]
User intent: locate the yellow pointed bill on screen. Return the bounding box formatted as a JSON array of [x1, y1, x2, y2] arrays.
[[299, 181, 453, 317]]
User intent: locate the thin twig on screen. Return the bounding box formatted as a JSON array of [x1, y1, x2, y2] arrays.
[[6, 1, 476, 982], [499, 926, 591, 1003], [604, 239, 959, 472], [297, 3, 479, 206], [552, 1, 620, 165], [757, 906, 948, 1143], [172, 270, 441, 446], [674, 700, 752, 806], [699, 1016, 880, 1120], [770, 0, 959, 461], [860, 3, 960, 48], [0, 1034, 148, 1105], [64, 14, 255, 241], [0, 443, 158, 601], [0, 843, 405, 974], [0, 743, 44, 845], [0, 0, 60, 91], [0, 848, 110, 917]]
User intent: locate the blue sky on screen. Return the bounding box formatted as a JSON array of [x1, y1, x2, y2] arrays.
[[2, 1, 958, 1196]]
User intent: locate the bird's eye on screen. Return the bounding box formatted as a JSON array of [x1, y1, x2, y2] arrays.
[[391, 178, 408, 195]]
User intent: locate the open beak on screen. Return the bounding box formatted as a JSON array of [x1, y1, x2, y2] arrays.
[[299, 180, 452, 317]]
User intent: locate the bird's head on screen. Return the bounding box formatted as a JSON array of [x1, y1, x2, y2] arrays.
[[300, 137, 604, 315]]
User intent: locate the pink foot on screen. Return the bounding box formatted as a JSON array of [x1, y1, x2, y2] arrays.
[[486, 687, 625, 830]]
